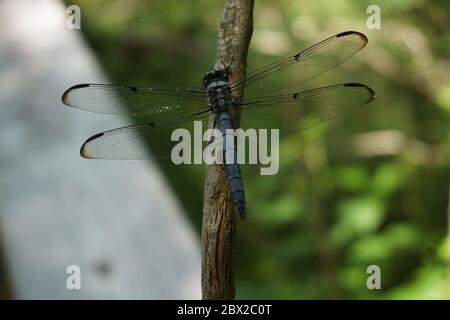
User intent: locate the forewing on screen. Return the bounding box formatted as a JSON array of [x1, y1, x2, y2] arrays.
[[234, 31, 368, 99], [62, 83, 208, 120]]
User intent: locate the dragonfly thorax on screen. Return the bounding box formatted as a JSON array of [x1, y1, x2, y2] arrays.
[[203, 69, 233, 114]]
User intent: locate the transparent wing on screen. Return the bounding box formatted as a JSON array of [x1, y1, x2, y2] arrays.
[[80, 112, 211, 160], [62, 84, 209, 121], [237, 83, 375, 133], [74, 84, 375, 160], [233, 31, 368, 99]]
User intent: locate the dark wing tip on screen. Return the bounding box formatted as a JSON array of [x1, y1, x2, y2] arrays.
[[61, 83, 90, 106], [80, 143, 90, 159], [336, 30, 368, 46], [336, 30, 366, 39], [84, 132, 104, 143], [80, 132, 104, 158], [344, 83, 376, 103]]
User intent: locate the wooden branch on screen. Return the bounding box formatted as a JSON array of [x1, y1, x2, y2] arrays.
[[201, 0, 254, 300]]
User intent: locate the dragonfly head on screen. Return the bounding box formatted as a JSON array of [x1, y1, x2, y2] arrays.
[[202, 69, 229, 88]]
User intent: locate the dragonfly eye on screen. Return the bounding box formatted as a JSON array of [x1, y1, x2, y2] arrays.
[[202, 70, 229, 88]]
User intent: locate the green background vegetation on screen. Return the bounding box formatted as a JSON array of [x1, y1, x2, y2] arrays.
[[68, 0, 450, 299]]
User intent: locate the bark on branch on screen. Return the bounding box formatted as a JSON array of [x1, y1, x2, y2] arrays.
[[201, 0, 254, 300]]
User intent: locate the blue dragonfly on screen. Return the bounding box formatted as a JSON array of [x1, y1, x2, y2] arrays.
[[62, 31, 375, 219]]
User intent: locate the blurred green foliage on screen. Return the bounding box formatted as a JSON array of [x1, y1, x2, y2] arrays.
[[68, 0, 450, 299]]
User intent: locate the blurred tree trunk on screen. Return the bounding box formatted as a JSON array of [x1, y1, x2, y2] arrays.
[[447, 181, 450, 280], [300, 147, 343, 299], [0, 229, 12, 299], [201, 0, 254, 300]]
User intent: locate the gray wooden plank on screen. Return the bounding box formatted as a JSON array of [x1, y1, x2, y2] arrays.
[[0, 0, 200, 299]]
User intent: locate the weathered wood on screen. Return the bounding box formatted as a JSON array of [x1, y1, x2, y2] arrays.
[[201, 0, 254, 300]]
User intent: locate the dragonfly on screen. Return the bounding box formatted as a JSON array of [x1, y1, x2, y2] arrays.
[[62, 30, 375, 219]]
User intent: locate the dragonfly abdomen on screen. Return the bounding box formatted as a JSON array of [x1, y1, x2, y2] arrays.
[[218, 111, 246, 219]]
